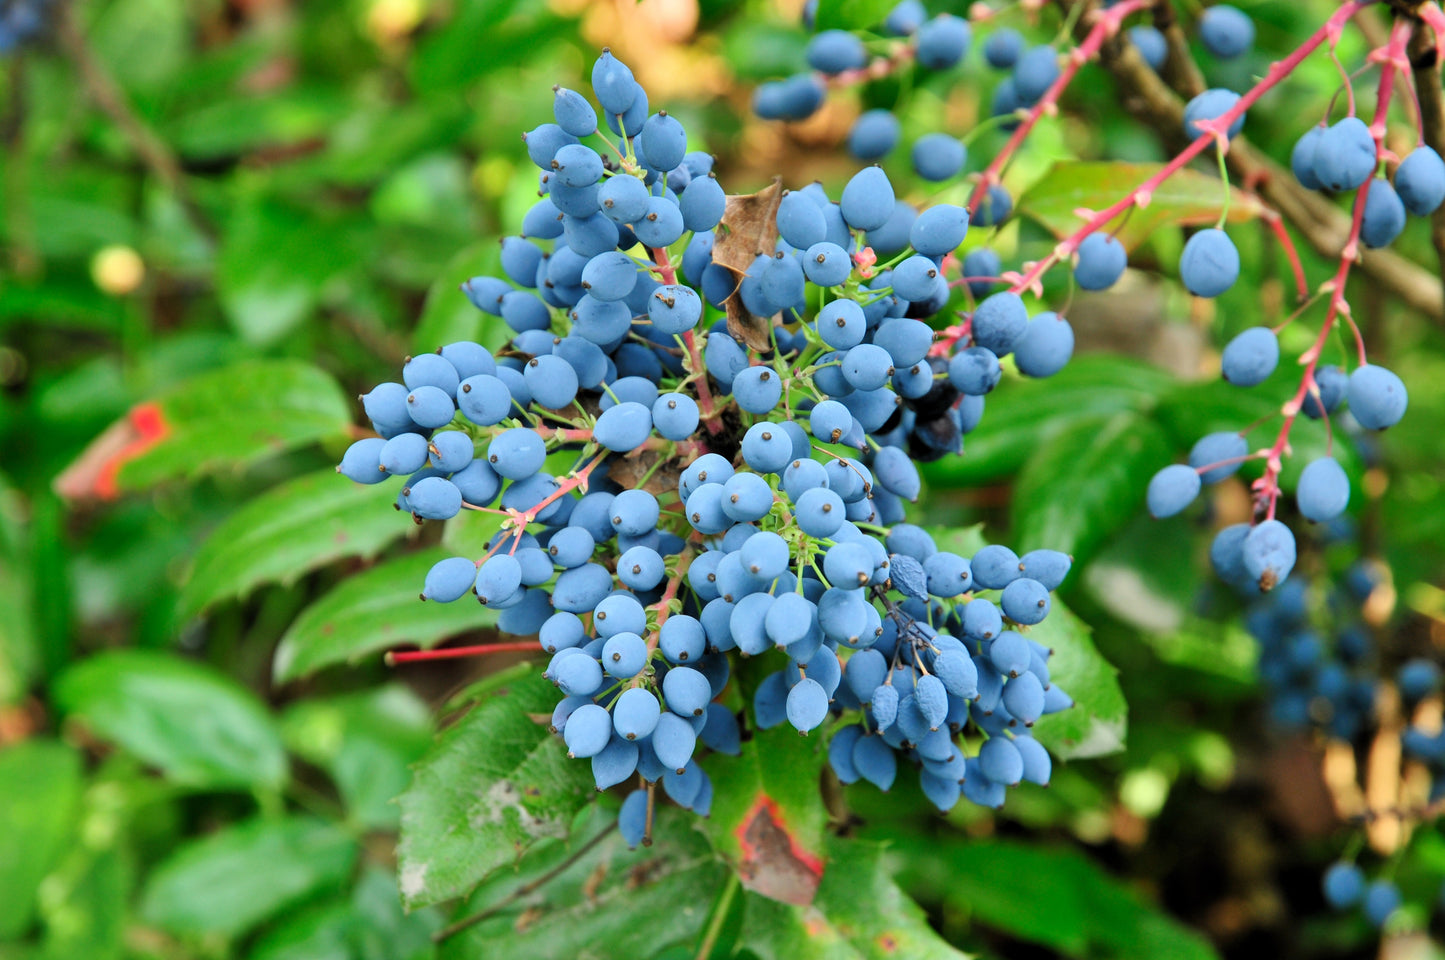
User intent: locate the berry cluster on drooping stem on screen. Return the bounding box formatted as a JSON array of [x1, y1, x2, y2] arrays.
[[1253, 18, 1412, 522]]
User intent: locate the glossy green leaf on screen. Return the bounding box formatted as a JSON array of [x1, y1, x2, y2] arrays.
[[140, 816, 355, 938], [273, 549, 499, 682], [923, 356, 1169, 487], [739, 837, 971, 960], [1012, 411, 1174, 566], [396, 670, 594, 910], [926, 839, 1218, 960], [0, 740, 84, 938], [54, 650, 287, 792], [179, 468, 415, 619], [698, 725, 829, 906], [437, 807, 727, 960], [105, 359, 351, 494], [1017, 161, 1264, 250], [281, 685, 433, 830]]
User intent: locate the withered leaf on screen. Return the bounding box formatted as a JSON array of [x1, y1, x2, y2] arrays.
[[716, 178, 785, 352]]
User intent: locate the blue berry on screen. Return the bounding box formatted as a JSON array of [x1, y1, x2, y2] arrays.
[[911, 133, 966, 182], [1189, 431, 1248, 484], [1180, 228, 1240, 298], [1074, 232, 1127, 290], [1297, 456, 1350, 522], [1183, 88, 1245, 140], [1221, 326, 1279, 386], [1395, 145, 1445, 215], [1147, 464, 1201, 518], [1199, 5, 1254, 59], [1313, 118, 1376, 192], [849, 109, 901, 160], [1012, 312, 1073, 378], [840, 167, 896, 232], [1360, 178, 1405, 249], [1346, 364, 1408, 429], [916, 15, 971, 70]]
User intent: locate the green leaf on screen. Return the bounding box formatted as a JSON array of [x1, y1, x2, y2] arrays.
[[281, 685, 433, 830], [697, 725, 829, 906], [739, 837, 971, 960], [814, 0, 898, 31], [216, 199, 362, 345], [1022, 597, 1128, 760], [82, 359, 350, 496], [396, 670, 594, 910], [437, 807, 728, 960], [178, 468, 415, 619], [922, 356, 1169, 488], [0, 478, 39, 705], [249, 868, 440, 960], [1011, 411, 1174, 566], [272, 548, 499, 683], [140, 816, 356, 939], [0, 740, 84, 938], [54, 650, 287, 792], [1017, 161, 1264, 250], [923, 839, 1218, 960]]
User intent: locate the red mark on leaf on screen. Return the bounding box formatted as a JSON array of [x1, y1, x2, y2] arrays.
[[732, 794, 824, 905], [54, 402, 171, 502]]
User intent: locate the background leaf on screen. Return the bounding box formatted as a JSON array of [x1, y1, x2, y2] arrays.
[[179, 468, 415, 620], [55, 650, 287, 792], [140, 816, 356, 938], [0, 740, 84, 939], [1011, 411, 1174, 566], [903, 838, 1219, 960], [698, 725, 829, 906], [272, 548, 500, 682], [281, 685, 433, 830]]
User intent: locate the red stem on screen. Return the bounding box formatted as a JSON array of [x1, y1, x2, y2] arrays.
[[1005, 0, 1373, 297], [1261, 210, 1311, 302], [648, 245, 722, 435], [386, 642, 539, 664], [966, 0, 1151, 214]]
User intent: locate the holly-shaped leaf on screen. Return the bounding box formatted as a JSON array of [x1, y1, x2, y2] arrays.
[[738, 837, 972, 960], [698, 724, 828, 906], [396, 670, 594, 910]]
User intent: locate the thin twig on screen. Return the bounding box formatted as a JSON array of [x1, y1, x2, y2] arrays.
[[432, 824, 618, 942], [1408, 22, 1445, 296], [55, 3, 217, 241]]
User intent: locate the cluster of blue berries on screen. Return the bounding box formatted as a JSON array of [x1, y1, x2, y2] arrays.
[[1245, 570, 1379, 742], [1292, 121, 1445, 249], [337, 46, 1082, 844], [1246, 554, 1444, 928]]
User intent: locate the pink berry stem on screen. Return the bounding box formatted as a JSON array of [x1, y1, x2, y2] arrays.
[[1254, 19, 1410, 522], [966, 0, 1152, 214]]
